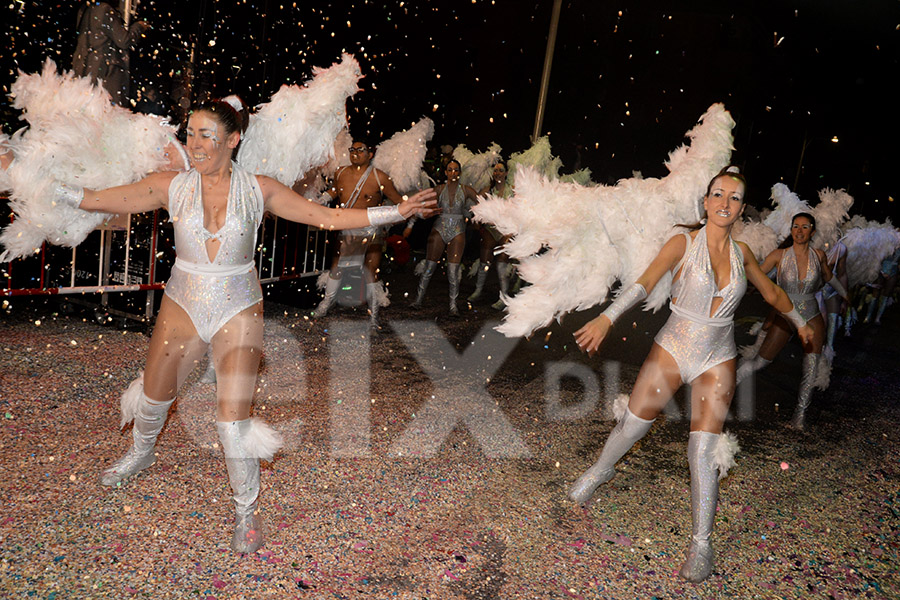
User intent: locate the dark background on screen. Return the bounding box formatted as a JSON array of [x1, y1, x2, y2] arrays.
[[2, 0, 898, 219]]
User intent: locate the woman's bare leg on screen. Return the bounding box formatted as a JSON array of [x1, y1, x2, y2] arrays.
[[680, 359, 737, 583], [101, 296, 207, 485], [569, 344, 683, 504]]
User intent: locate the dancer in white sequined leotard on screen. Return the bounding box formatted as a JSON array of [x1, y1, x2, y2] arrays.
[[37, 98, 437, 554], [409, 159, 479, 315], [569, 169, 813, 583], [736, 212, 847, 430]]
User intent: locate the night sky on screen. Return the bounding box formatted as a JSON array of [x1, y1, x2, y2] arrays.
[[3, 1, 898, 219]]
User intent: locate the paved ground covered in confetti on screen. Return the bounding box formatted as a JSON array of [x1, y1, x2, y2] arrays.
[[1, 272, 898, 599]]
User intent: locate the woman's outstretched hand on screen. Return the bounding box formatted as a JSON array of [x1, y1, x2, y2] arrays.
[[398, 188, 440, 219], [574, 315, 612, 357]]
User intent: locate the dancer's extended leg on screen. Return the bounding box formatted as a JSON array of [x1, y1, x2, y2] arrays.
[[569, 344, 681, 505]]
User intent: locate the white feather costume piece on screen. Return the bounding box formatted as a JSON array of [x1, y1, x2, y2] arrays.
[[508, 136, 562, 185], [713, 431, 740, 480], [0, 133, 11, 192], [321, 128, 353, 178], [246, 418, 284, 462], [371, 279, 390, 308], [841, 218, 900, 287], [560, 168, 593, 186], [119, 374, 145, 429], [810, 188, 853, 251], [372, 118, 434, 194], [610, 393, 630, 422], [237, 54, 362, 186], [738, 323, 767, 359], [454, 143, 502, 191], [472, 104, 735, 337], [732, 219, 779, 262], [814, 349, 833, 391], [761, 184, 811, 244], [0, 60, 180, 262]]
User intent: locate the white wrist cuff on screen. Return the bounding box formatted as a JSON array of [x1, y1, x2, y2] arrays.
[[57, 183, 85, 209], [781, 306, 807, 330], [367, 204, 403, 227], [602, 283, 648, 326]]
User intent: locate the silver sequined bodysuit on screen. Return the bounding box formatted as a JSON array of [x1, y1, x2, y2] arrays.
[[655, 227, 748, 384], [776, 246, 824, 324], [164, 163, 264, 343], [433, 184, 470, 243]]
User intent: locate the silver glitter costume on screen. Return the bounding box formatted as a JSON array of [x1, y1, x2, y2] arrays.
[[164, 162, 264, 343], [655, 227, 747, 384], [433, 184, 471, 243], [776, 246, 824, 324]]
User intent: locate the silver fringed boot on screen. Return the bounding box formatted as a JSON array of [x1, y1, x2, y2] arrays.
[[217, 419, 281, 553], [679, 431, 720, 583], [468, 262, 490, 301], [790, 353, 819, 430], [313, 276, 341, 318], [412, 260, 437, 308], [568, 407, 654, 505], [447, 262, 462, 316], [101, 380, 174, 486]]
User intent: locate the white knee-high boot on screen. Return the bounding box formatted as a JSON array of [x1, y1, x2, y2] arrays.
[[790, 353, 819, 430], [412, 260, 438, 308], [568, 407, 655, 505], [468, 262, 491, 301], [447, 262, 462, 315], [314, 275, 342, 318], [679, 431, 721, 583], [101, 376, 174, 486], [217, 418, 283, 553]]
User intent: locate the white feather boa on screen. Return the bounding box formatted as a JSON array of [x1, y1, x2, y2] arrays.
[[237, 54, 362, 186], [0, 60, 179, 262], [471, 104, 735, 338], [372, 117, 434, 194]]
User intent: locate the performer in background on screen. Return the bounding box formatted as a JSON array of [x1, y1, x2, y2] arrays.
[[469, 160, 516, 309], [736, 213, 847, 430], [570, 168, 813, 582], [408, 159, 479, 315], [72, 1, 149, 104], [313, 140, 411, 330]]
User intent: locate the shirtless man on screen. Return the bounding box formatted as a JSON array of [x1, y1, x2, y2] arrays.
[[313, 140, 408, 330]]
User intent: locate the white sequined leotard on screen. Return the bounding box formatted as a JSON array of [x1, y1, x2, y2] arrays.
[[164, 162, 264, 342], [776, 246, 824, 323], [433, 184, 470, 243], [655, 227, 748, 384]]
